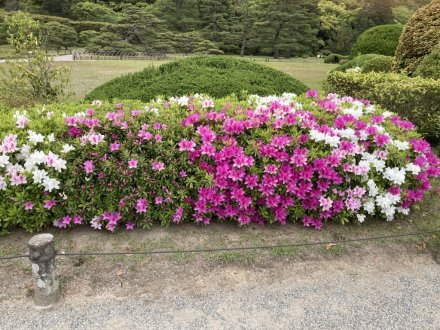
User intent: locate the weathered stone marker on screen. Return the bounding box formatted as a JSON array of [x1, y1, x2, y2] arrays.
[[28, 234, 60, 307]]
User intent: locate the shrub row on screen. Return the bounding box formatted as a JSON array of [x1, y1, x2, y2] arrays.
[[1, 93, 439, 232], [324, 71, 440, 142], [86, 56, 309, 102]]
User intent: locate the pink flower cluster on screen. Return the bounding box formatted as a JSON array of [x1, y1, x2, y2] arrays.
[[176, 92, 440, 229]]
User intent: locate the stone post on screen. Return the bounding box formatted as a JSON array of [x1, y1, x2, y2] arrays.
[[28, 234, 60, 307]]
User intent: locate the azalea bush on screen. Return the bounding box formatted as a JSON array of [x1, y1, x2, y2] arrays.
[[0, 92, 439, 232]]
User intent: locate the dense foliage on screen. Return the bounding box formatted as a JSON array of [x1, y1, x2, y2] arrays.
[[85, 57, 309, 102], [350, 24, 403, 57], [324, 53, 349, 64], [394, 0, 440, 75], [324, 71, 440, 142], [0, 1, 431, 57], [414, 43, 440, 79], [1, 92, 439, 232], [332, 54, 380, 72], [362, 56, 394, 73]]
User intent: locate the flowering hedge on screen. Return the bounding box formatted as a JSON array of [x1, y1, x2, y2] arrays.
[[0, 92, 439, 232]]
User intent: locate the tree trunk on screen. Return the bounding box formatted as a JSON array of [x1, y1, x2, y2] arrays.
[[240, 31, 248, 56], [273, 23, 283, 59]]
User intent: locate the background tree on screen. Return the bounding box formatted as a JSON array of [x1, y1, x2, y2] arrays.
[[70, 2, 121, 23], [43, 21, 78, 52], [0, 11, 70, 105]]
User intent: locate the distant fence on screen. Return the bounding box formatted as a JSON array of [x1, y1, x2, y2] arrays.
[[73, 51, 178, 61], [72, 50, 325, 63]]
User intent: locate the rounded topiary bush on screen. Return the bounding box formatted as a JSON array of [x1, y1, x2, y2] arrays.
[[1, 93, 439, 232], [85, 56, 309, 102], [324, 54, 349, 64], [351, 24, 403, 58], [394, 0, 440, 75], [332, 54, 380, 72], [362, 55, 394, 73], [414, 43, 440, 79]]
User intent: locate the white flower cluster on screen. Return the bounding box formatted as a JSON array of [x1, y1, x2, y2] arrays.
[[0, 127, 68, 193], [309, 129, 340, 148]]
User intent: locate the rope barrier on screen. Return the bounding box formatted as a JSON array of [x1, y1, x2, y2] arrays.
[[1, 229, 438, 261]]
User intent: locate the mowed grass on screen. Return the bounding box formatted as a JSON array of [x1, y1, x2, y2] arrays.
[[60, 60, 169, 101], [60, 57, 338, 101], [264, 61, 338, 92]]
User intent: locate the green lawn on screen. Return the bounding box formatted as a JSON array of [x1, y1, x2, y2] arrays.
[[61, 60, 168, 101], [61, 58, 338, 101]]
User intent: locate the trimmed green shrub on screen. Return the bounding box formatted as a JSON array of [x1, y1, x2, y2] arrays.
[[362, 56, 394, 73], [324, 54, 349, 64], [414, 44, 440, 79], [332, 54, 380, 72], [86, 56, 309, 102], [324, 71, 440, 142], [351, 24, 403, 58], [394, 0, 440, 75]]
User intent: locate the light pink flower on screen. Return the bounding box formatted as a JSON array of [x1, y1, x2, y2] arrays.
[[24, 201, 33, 210], [128, 159, 138, 169], [83, 160, 94, 174]]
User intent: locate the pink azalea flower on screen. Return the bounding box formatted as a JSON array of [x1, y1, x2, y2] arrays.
[[155, 196, 163, 204], [24, 201, 33, 210], [44, 199, 56, 210], [128, 159, 138, 169], [152, 161, 165, 171], [110, 142, 120, 151], [374, 134, 390, 146], [173, 207, 183, 223], [83, 160, 94, 174], [179, 170, 187, 177], [73, 215, 83, 225], [126, 222, 135, 230], [178, 139, 196, 152], [135, 199, 148, 213]]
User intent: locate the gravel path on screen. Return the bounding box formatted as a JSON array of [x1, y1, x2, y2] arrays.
[[1, 250, 439, 330]]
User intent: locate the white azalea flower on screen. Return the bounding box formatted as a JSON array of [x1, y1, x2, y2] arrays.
[[0, 176, 6, 190], [383, 167, 406, 185], [0, 154, 10, 168], [27, 130, 45, 144], [42, 177, 60, 192], [392, 140, 410, 151], [32, 169, 48, 184], [61, 144, 75, 153], [405, 163, 421, 175]]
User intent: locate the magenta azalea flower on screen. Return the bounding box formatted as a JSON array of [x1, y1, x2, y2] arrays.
[[178, 139, 196, 152], [44, 199, 56, 210], [135, 199, 148, 213]]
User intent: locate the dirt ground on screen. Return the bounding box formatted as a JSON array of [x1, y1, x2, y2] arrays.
[[0, 219, 438, 304]]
